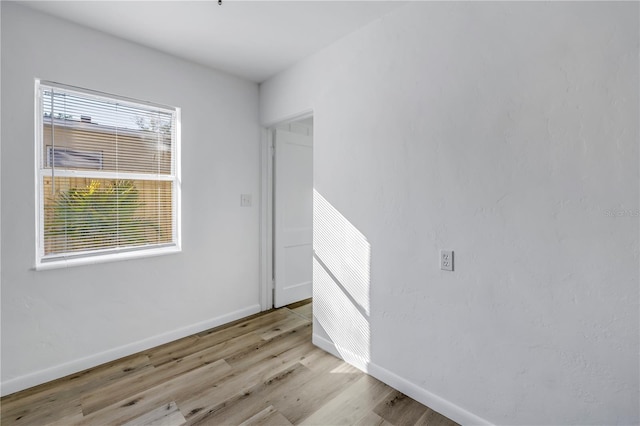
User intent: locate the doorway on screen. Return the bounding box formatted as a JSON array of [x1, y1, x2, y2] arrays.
[[262, 115, 313, 309]]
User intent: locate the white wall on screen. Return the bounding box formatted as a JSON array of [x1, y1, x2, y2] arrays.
[[261, 2, 639, 425], [1, 2, 261, 395]]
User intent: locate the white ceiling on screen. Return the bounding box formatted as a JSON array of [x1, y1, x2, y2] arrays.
[[22, 1, 406, 83]]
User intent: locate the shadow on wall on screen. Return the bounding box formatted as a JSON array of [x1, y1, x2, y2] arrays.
[[312, 189, 371, 369]]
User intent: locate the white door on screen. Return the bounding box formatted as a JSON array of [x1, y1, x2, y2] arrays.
[[274, 128, 313, 308]]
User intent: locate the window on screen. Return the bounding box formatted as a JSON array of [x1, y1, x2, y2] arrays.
[[35, 81, 180, 269]]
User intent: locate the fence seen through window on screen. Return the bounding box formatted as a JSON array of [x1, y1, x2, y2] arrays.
[[36, 81, 180, 267]]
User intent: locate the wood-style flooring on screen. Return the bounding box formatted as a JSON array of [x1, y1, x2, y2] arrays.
[[0, 300, 458, 426]]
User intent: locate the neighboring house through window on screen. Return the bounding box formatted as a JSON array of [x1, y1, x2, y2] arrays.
[[35, 81, 181, 269]]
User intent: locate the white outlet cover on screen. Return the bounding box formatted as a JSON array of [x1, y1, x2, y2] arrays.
[[440, 250, 454, 271]]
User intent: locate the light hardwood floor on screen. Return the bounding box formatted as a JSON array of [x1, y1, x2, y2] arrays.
[[0, 300, 458, 426]]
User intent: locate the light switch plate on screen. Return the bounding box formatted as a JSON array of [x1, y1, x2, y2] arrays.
[[440, 250, 454, 271], [241, 194, 252, 207]]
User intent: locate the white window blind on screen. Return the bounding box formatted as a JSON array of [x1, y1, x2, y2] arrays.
[[36, 81, 180, 268]]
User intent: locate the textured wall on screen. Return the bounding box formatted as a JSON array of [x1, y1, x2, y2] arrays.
[[1, 2, 261, 394], [261, 2, 639, 424]]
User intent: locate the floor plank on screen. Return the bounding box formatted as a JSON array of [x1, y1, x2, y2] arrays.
[[79, 359, 232, 425], [148, 310, 290, 367], [373, 389, 431, 425], [353, 411, 394, 426], [187, 362, 313, 426], [276, 350, 364, 424], [415, 407, 460, 426], [180, 341, 316, 424], [255, 314, 311, 341], [122, 401, 186, 426], [1, 353, 152, 417], [42, 408, 84, 426], [0, 300, 459, 426], [224, 323, 311, 371], [3, 398, 82, 426], [299, 375, 393, 425], [238, 405, 294, 426], [288, 301, 312, 321], [82, 331, 263, 415]]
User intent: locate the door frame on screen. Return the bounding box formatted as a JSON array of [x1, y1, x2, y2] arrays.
[[259, 110, 314, 311]]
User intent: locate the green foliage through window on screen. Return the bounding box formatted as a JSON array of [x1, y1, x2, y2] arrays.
[[48, 180, 160, 251]]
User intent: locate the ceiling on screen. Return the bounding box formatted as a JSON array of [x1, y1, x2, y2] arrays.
[[23, 1, 406, 83]]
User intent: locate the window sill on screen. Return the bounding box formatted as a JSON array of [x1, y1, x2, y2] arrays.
[[34, 245, 181, 271]]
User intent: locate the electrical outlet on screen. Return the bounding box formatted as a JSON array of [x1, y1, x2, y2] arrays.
[[440, 250, 454, 271], [240, 194, 252, 207]]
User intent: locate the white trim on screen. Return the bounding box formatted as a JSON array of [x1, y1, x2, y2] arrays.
[[41, 80, 176, 113], [260, 111, 314, 311], [35, 79, 44, 263], [34, 80, 181, 268], [259, 127, 273, 311], [174, 108, 182, 250], [312, 334, 493, 426], [39, 169, 175, 181], [261, 108, 314, 129], [0, 304, 261, 397], [35, 244, 181, 271]]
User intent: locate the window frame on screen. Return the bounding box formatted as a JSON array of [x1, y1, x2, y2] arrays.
[[34, 80, 181, 270]]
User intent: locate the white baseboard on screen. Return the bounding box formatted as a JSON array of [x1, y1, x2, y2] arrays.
[[312, 333, 492, 426], [1, 304, 261, 397]]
